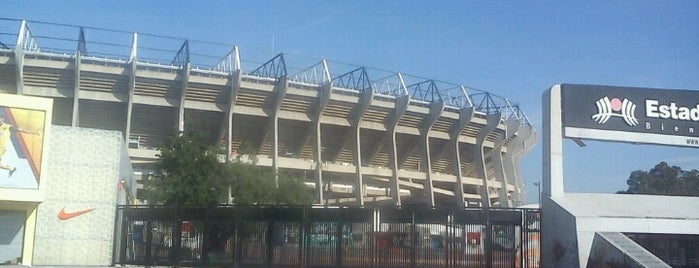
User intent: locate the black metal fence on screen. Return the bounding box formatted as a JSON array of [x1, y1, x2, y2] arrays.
[[115, 205, 540, 268]]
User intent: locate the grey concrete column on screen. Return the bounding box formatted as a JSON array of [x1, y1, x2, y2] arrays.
[[219, 67, 242, 205], [219, 69, 241, 159], [451, 107, 474, 208], [177, 63, 191, 132], [271, 77, 289, 186], [353, 124, 364, 206], [13, 21, 27, 95], [314, 82, 332, 204], [543, 85, 564, 199], [124, 33, 138, 143], [420, 101, 444, 207], [72, 49, 81, 127], [514, 127, 537, 204], [314, 118, 324, 204], [502, 125, 531, 206], [388, 95, 410, 206], [474, 113, 502, 209], [492, 119, 520, 207], [351, 89, 374, 207]]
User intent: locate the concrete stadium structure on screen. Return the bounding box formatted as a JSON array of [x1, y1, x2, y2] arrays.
[[0, 19, 536, 208]]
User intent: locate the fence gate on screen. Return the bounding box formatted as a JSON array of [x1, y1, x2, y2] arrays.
[[116, 205, 540, 268]]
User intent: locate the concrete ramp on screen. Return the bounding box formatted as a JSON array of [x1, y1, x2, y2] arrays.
[[587, 232, 670, 268]]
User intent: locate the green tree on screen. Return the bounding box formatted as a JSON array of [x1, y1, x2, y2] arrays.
[[618, 162, 699, 197], [144, 130, 313, 205], [223, 162, 313, 205], [145, 129, 226, 205]]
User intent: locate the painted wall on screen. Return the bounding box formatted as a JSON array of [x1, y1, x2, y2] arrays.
[[0, 210, 24, 264], [32, 126, 125, 266]]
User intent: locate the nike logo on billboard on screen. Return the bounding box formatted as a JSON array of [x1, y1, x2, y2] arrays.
[[58, 208, 95, 220]]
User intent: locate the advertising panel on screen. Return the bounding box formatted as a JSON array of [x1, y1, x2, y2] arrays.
[[0, 106, 46, 189], [0, 94, 52, 202], [561, 84, 699, 148]]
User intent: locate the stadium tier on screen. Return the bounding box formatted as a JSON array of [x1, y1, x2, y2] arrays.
[[0, 19, 536, 207]]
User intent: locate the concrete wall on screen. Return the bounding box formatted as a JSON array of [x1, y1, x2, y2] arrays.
[[0, 210, 24, 264], [32, 126, 125, 266], [541, 196, 579, 267], [587, 232, 670, 267]]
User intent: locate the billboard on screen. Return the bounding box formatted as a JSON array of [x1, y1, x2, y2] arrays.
[[561, 84, 699, 148], [0, 106, 46, 189], [0, 94, 51, 195]]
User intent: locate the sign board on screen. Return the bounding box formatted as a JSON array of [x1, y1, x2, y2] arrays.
[[0, 94, 52, 200], [561, 84, 699, 148]]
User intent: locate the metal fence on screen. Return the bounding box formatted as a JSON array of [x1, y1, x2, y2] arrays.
[[115, 205, 540, 268]]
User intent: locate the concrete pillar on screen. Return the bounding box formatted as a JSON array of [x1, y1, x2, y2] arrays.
[[271, 77, 289, 186], [177, 62, 190, 132], [419, 101, 444, 207], [13, 20, 31, 95], [124, 33, 138, 143], [502, 125, 531, 206], [543, 85, 564, 199], [451, 107, 474, 208], [72, 47, 81, 127], [474, 113, 502, 209], [388, 95, 410, 206], [314, 82, 332, 203], [492, 119, 520, 207], [351, 89, 373, 207], [353, 124, 364, 206], [221, 69, 241, 159], [516, 128, 537, 203]]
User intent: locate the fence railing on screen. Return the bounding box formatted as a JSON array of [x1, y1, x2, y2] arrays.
[[116, 205, 540, 268]]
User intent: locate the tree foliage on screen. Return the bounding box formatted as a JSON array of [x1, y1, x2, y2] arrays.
[[618, 162, 699, 197], [145, 129, 313, 206], [145, 129, 226, 205], [223, 162, 313, 205]]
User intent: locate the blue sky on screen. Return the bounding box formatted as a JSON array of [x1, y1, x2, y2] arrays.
[[3, 1, 698, 204]]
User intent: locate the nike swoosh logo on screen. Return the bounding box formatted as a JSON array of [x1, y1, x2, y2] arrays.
[[58, 208, 95, 220]]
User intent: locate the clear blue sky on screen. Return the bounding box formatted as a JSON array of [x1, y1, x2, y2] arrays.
[[4, 1, 698, 204]]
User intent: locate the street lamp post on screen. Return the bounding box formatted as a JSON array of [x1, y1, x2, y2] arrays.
[[533, 182, 541, 205]]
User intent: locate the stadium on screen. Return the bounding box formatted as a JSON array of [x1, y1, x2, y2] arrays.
[[0, 18, 536, 208]]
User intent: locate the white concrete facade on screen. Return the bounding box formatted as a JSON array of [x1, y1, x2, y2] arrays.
[[33, 126, 133, 266]]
